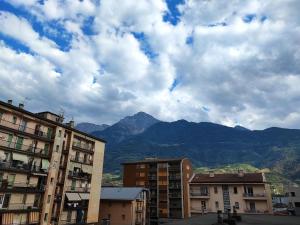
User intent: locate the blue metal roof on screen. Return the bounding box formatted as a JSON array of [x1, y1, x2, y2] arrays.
[[101, 187, 146, 201]]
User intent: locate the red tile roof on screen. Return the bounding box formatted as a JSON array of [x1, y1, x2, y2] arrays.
[[190, 173, 264, 184]]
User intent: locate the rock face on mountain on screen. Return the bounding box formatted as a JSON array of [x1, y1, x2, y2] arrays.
[[91, 112, 160, 144], [82, 113, 300, 182], [76, 122, 109, 133]]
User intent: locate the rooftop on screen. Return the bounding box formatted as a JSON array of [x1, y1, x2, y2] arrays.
[[190, 172, 264, 184], [0, 99, 106, 143], [101, 187, 147, 201], [122, 157, 187, 165]]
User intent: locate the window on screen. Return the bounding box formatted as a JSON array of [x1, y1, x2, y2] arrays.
[[56, 145, 59, 152], [108, 214, 111, 219], [122, 214, 125, 220], [47, 195, 51, 203], [140, 164, 145, 169], [234, 187, 238, 194], [122, 202, 126, 207], [44, 213, 48, 222], [12, 116, 17, 124], [33, 194, 40, 207], [214, 186, 218, 194], [136, 172, 145, 177], [136, 181, 145, 186], [71, 180, 76, 191], [84, 154, 88, 163], [58, 130, 62, 137], [50, 178, 54, 184], [75, 151, 80, 161], [291, 192, 296, 197], [215, 201, 219, 209], [0, 111, 3, 121], [235, 202, 240, 209]]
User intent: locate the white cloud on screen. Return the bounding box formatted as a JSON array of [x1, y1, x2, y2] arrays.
[[0, 0, 300, 129]]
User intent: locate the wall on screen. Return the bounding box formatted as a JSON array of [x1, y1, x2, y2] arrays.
[[100, 200, 133, 225]]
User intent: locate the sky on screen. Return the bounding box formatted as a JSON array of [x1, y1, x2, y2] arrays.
[[0, 0, 300, 129]]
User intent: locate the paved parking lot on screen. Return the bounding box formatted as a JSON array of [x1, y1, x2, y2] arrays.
[[163, 214, 300, 225]]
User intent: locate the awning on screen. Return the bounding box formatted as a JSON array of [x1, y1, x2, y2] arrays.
[[79, 193, 90, 200], [41, 159, 50, 170], [12, 153, 28, 163], [82, 165, 93, 174], [66, 193, 81, 201]]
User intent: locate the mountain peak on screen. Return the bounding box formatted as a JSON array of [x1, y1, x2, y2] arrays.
[[119, 111, 159, 126], [234, 125, 250, 131]]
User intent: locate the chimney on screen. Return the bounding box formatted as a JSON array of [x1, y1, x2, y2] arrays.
[[209, 171, 215, 177], [7, 100, 12, 104], [19, 103, 24, 109], [238, 169, 244, 177], [69, 120, 75, 128]]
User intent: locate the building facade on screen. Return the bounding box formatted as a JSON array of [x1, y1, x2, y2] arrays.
[[0, 100, 105, 225], [122, 158, 193, 224], [189, 171, 273, 215], [99, 187, 148, 225], [287, 186, 300, 215]]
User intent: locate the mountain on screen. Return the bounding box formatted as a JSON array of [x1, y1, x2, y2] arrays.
[[92, 112, 160, 144], [234, 125, 250, 131], [92, 119, 300, 183], [76, 122, 109, 133]]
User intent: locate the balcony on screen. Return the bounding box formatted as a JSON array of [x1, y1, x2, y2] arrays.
[[148, 175, 157, 180], [168, 166, 181, 171], [0, 118, 53, 140], [0, 203, 40, 213], [70, 155, 93, 165], [0, 161, 48, 175], [60, 219, 88, 225], [190, 191, 210, 198], [64, 201, 89, 210], [72, 142, 94, 154], [190, 207, 210, 214], [243, 193, 267, 199], [68, 171, 91, 181], [169, 193, 181, 198], [66, 186, 91, 193], [0, 181, 45, 193], [169, 184, 181, 189], [0, 139, 49, 158], [169, 175, 181, 180]]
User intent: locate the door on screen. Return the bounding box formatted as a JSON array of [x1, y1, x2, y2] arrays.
[[250, 202, 256, 212], [7, 134, 13, 148], [7, 174, 16, 188], [16, 137, 24, 150], [71, 180, 76, 191], [19, 120, 27, 132], [47, 128, 52, 139]]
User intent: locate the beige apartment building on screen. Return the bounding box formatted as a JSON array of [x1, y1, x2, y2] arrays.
[[287, 186, 300, 215], [0, 99, 105, 225], [189, 171, 273, 215], [99, 187, 148, 225]]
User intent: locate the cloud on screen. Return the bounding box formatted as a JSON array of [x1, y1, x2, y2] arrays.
[[0, 0, 300, 129]]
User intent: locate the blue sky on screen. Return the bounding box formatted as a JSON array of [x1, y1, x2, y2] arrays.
[[0, 0, 300, 129]]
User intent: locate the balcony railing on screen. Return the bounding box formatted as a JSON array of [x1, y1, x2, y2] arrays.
[[70, 155, 93, 165], [60, 218, 87, 225], [0, 203, 39, 211], [72, 142, 94, 153], [0, 118, 53, 140], [0, 161, 48, 174], [0, 181, 45, 192], [66, 186, 91, 192], [169, 184, 181, 189], [0, 139, 49, 157], [243, 193, 266, 198], [190, 191, 210, 197], [169, 175, 181, 180], [169, 193, 181, 198], [68, 171, 91, 180]]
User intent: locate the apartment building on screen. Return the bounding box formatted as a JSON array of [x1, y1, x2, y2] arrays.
[[99, 187, 148, 225], [189, 171, 273, 215], [0, 99, 105, 225], [287, 186, 300, 215], [122, 158, 193, 224]]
